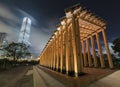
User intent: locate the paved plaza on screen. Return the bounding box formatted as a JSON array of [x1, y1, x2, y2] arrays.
[[33, 65, 119, 87]]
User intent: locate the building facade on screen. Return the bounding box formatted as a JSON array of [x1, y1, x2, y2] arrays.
[[0, 32, 7, 58], [0, 32, 7, 46], [18, 17, 31, 45]]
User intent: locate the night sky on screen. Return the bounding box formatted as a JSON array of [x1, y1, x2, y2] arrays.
[[0, 0, 120, 57]]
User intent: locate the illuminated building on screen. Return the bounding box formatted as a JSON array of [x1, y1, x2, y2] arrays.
[[18, 17, 31, 45]]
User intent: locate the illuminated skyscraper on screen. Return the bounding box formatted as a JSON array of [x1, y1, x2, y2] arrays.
[[18, 17, 31, 45], [0, 32, 7, 46], [0, 32, 7, 56]]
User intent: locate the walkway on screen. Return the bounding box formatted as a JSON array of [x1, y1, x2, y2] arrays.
[[89, 70, 120, 87], [33, 65, 118, 87], [33, 66, 65, 87]]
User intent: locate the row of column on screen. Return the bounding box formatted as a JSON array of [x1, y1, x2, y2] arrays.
[[40, 14, 83, 77], [81, 29, 114, 69], [39, 13, 114, 77]]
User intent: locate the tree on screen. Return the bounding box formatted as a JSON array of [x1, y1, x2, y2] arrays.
[[112, 37, 120, 57], [3, 42, 31, 61]]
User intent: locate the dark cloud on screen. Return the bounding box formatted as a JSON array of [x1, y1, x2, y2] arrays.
[[0, 16, 20, 27], [0, 0, 120, 56]]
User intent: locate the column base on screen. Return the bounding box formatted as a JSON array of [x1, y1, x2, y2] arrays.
[[60, 69, 63, 73], [94, 65, 99, 68], [66, 71, 74, 76], [101, 67, 106, 69], [57, 68, 60, 72], [51, 67, 54, 70], [84, 66, 88, 68], [94, 67, 98, 68], [53, 68, 56, 71], [56, 68, 59, 71], [110, 67, 114, 69], [61, 69, 66, 74], [46, 66, 49, 68], [74, 72, 85, 77], [89, 66, 93, 68], [50, 67, 52, 69]]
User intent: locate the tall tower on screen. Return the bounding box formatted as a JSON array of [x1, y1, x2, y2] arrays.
[[18, 17, 31, 45], [0, 32, 7, 46]]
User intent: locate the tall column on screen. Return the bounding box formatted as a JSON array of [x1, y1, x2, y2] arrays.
[[69, 27, 74, 72], [51, 42, 53, 69], [71, 15, 83, 77], [63, 31, 66, 72], [86, 38, 92, 67], [52, 43, 54, 69], [50, 44, 52, 68], [44, 48, 47, 66], [60, 27, 64, 72], [58, 31, 61, 72], [50, 43, 53, 69], [56, 31, 59, 71], [47, 44, 50, 68], [66, 25, 72, 75], [45, 49, 47, 67], [47, 47, 49, 67], [48, 45, 50, 68], [96, 32, 105, 68], [53, 36, 56, 70], [49, 45, 51, 68], [53, 42, 55, 69], [45, 48, 47, 67], [90, 36, 98, 67], [81, 41, 87, 67], [102, 29, 114, 69]]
